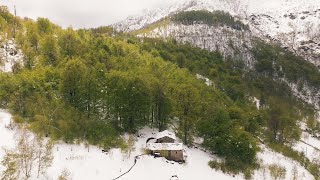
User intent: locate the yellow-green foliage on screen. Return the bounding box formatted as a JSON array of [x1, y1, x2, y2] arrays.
[[143, 148, 152, 155], [30, 115, 50, 136], [13, 115, 24, 124]]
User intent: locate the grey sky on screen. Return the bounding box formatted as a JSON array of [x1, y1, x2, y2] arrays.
[[0, 0, 175, 28]]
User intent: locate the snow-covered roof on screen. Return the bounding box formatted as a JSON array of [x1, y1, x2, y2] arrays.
[[156, 130, 176, 140], [146, 143, 183, 151]]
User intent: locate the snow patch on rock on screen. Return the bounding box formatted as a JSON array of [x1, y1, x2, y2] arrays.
[[139, 23, 255, 68], [280, 78, 320, 110], [0, 38, 23, 73], [196, 74, 214, 86]]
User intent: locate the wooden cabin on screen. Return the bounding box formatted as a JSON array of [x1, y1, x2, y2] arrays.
[[146, 130, 184, 162]]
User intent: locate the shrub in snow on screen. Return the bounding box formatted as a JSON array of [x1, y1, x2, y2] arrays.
[[268, 164, 286, 180], [58, 168, 71, 180], [1, 126, 54, 179]]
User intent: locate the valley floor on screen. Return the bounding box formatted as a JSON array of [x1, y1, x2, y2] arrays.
[[0, 110, 316, 180]]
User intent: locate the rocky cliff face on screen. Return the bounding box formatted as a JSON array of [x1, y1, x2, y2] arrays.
[[248, 8, 320, 66], [137, 23, 255, 68]]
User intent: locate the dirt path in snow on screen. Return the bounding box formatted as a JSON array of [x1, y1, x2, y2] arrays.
[[299, 140, 320, 152], [112, 154, 146, 180]]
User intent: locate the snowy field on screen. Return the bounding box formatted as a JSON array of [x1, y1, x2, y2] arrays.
[[253, 145, 313, 180], [0, 110, 238, 180], [0, 110, 315, 180]]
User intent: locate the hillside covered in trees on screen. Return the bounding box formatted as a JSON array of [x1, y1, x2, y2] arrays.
[[0, 6, 319, 178]]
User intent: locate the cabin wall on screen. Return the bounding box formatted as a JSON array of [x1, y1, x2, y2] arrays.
[[169, 150, 184, 162], [152, 150, 184, 162]]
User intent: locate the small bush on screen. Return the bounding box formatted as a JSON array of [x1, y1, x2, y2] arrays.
[[58, 168, 71, 180], [268, 164, 286, 180], [208, 160, 258, 179], [143, 148, 152, 155], [13, 115, 24, 123]]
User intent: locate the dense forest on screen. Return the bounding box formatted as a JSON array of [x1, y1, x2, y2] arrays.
[[0, 6, 319, 177]]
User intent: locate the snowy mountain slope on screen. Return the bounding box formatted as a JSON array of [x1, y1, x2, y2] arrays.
[[285, 79, 320, 110], [253, 144, 312, 180], [136, 23, 256, 68], [113, 0, 320, 113], [113, 0, 320, 66], [0, 110, 315, 180]]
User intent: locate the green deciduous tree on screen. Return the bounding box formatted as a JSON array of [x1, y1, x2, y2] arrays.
[[37, 18, 52, 35], [58, 28, 82, 58], [60, 58, 87, 108], [39, 35, 60, 66], [267, 98, 301, 143], [173, 83, 199, 145], [106, 71, 151, 132]]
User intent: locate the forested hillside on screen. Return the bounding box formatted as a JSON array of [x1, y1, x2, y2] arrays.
[[0, 6, 319, 178], [172, 10, 249, 30]]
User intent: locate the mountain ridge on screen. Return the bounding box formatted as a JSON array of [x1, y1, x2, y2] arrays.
[[113, 0, 320, 66]]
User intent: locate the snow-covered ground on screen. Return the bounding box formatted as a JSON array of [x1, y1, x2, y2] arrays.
[[254, 144, 314, 180], [0, 110, 315, 179], [0, 110, 15, 174], [293, 132, 320, 161], [46, 132, 237, 180], [292, 122, 320, 163], [0, 110, 238, 180]]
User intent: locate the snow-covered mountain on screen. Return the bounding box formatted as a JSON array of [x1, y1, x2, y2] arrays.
[[113, 0, 320, 112], [113, 0, 320, 66]]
